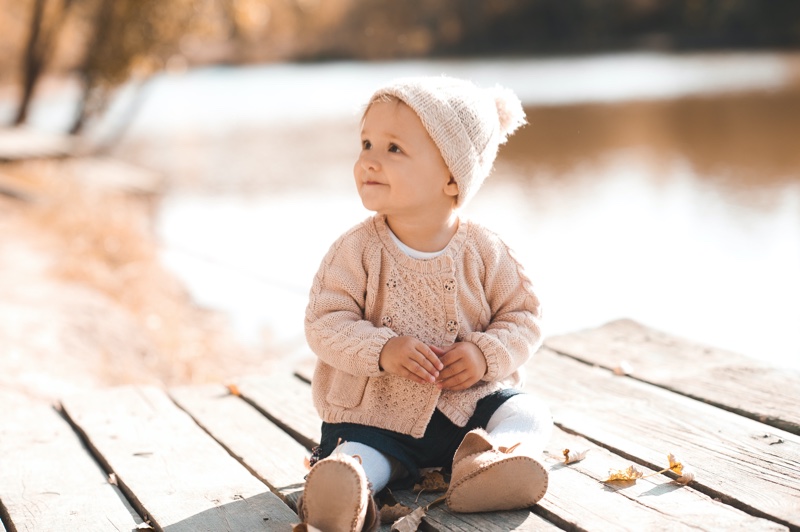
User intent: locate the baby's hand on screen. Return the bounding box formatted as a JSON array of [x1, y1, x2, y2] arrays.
[[431, 342, 487, 391], [379, 336, 444, 385]]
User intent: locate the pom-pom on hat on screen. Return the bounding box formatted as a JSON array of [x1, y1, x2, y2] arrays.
[[368, 75, 526, 208]]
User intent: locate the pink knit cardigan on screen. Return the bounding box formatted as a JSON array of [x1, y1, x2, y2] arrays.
[[305, 215, 543, 438]]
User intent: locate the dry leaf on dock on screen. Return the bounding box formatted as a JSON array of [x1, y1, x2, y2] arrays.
[[391, 506, 426, 532], [563, 448, 589, 464], [666, 453, 684, 475], [667, 453, 695, 483], [412, 469, 448, 492], [380, 502, 413, 523], [604, 465, 645, 482], [390, 494, 446, 531], [613, 360, 634, 375]]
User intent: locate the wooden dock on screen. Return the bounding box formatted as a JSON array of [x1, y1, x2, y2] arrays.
[[1, 319, 798, 531], [0, 127, 163, 202]]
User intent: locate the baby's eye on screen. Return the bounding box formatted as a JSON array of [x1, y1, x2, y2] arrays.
[[388, 143, 402, 153], [362, 140, 372, 150]]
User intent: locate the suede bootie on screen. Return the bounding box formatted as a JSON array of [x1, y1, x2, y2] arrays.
[[446, 428, 548, 513], [297, 453, 379, 532]]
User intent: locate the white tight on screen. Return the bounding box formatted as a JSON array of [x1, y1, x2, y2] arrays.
[[331, 394, 552, 495]]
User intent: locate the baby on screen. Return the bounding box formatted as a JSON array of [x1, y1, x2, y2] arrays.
[[300, 76, 552, 531]]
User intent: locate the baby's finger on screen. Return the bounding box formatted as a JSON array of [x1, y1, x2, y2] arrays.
[[410, 349, 441, 379], [437, 367, 468, 390], [429, 345, 447, 357], [402, 364, 433, 385], [437, 350, 463, 373], [421, 346, 445, 371], [407, 358, 438, 383]]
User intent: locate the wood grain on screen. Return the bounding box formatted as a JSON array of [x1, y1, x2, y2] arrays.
[[526, 348, 800, 529], [60, 385, 297, 531], [0, 398, 143, 531], [539, 426, 787, 531], [545, 319, 800, 434], [236, 373, 322, 449], [170, 383, 310, 507], [256, 372, 567, 530]]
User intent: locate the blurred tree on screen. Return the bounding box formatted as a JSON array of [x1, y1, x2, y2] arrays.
[[13, 0, 76, 125], [4, 0, 799, 134], [69, 0, 205, 134]]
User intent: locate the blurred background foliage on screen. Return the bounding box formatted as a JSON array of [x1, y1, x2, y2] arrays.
[[2, 0, 800, 133]]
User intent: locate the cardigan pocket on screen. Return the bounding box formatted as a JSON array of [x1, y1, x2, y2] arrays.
[[326, 371, 368, 408]]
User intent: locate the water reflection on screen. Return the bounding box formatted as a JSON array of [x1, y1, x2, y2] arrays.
[[144, 60, 799, 370], [510, 88, 800, 189], [474, 89, 800, 369]]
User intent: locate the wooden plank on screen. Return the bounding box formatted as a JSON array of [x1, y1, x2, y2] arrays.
[[525, 348, 800, 529], [239, 374, 568, 530], [545, 319, 800, 435], [0, 397, 143, 531], [58, 156, 164, 195], [169, 384, 310, 508], [388, 424, 788, 531], [0, 127, 73, 161], [539, 427, 787, 531], [271, 362, 791, 529], [236, 374, 321, 449], [60, 385, 297, 531], [392, 490, 560, 531]]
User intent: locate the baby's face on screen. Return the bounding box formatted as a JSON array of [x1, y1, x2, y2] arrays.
[[354, 99, 457, 219]]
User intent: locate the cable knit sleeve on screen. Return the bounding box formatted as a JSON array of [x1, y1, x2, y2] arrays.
[[305, 224, 396, 377], [461, 231, 543, 383]]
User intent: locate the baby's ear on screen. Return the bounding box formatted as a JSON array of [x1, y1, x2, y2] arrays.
[[444, 175, 459, 197]]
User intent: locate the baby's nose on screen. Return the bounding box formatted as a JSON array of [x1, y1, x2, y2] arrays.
[[359, 154, 380, 171]]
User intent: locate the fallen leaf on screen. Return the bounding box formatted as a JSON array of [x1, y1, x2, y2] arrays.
[[666, 453, 684, 475], [613, 360, 634, 376], [412, 470, 448, 493], [666, 454, 695, 483], [604, 465, 645, 482], [391, 506, 426, 532], [563, 448, 589, 464], [226, 383, 241, 396], [380, 502, 413, 523]]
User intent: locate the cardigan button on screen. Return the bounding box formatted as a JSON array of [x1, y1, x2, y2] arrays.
[[382, 316, 393, 327], [443, 279, 456, 292], [446, 320, 458, 333]]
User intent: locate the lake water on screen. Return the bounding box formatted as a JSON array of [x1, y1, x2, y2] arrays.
[[7, 52, 799, 369]]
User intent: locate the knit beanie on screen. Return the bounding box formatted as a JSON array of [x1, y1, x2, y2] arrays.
[[368, 75, 526, 208]]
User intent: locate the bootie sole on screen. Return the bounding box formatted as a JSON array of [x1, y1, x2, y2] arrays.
[[303, 457, 368, 531], [447, 455, 548, 513]]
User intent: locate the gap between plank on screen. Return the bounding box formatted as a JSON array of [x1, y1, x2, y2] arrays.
[[167, 393, 302, 513], [55, 402, 158, 532], [546, 346, 799, 436], [237, 395, 318, 451], [0, 496, 17, 532], [552, 423, 796, 531]]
